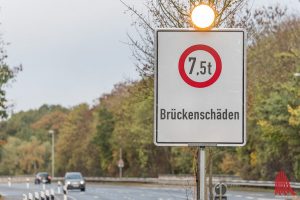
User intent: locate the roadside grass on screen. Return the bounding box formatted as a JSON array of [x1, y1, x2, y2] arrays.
[[227, 186, 300, 196], [228, 186, 274, 193]]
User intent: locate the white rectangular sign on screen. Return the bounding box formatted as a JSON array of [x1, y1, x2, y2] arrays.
[[154, 29, 246, 146]]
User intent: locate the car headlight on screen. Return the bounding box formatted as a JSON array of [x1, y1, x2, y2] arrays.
[[80, 180, 85, 184], [67, 181, 71, 185]]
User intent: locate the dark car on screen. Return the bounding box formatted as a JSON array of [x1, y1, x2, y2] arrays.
[[34, 172, 51, 184], [64, 172, 85, 191]]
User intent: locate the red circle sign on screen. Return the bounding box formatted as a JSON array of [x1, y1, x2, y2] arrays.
[[178, 44, 222, 88]]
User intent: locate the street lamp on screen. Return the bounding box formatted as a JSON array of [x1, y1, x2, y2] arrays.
[[191, 4, 216, 29], [49, 130, 55, 178]]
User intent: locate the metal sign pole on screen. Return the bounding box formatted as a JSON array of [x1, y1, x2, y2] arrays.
[[197, 149, 200, 200], [119, 148, 123, 178], [220, 184, 222, 200], [199, 146, 206, 200], [52, 132, 55, 178]]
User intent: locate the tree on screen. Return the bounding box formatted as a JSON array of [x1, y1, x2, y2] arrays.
[[0, 137, 22, 175], [236, 18, 300, 181], [18, 138, 50, 174], [122, 0, 249, 77], [0, 137, 50, 175], [93, 106, 115, 175], [0, 39, 22, 118], [93, 80, 173, 177], [55, 104, 100, 176], [0, 105, 69, 175], [0, 104, 67, 141]]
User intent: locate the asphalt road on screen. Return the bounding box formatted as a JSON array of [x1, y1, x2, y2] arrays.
[[0, 182, 287, 200]]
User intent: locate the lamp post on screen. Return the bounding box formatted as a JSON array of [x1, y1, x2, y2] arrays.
[[49, 130, 55, 178]]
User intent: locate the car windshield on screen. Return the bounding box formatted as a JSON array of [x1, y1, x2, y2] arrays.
[[38, 173, 48, 177], [65, 174, 82, 179]]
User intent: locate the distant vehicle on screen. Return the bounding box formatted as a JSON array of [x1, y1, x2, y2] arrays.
[[64, 172, 85, 192], [34, 172, 51, 184]]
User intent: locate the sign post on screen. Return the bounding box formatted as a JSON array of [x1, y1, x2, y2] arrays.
[[118, 148, 124, 178], [155, 29, 246, 199], [199, 147, 205, 200]]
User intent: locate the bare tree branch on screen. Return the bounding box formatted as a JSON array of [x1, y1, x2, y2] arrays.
[[122, 0, 287, 77]]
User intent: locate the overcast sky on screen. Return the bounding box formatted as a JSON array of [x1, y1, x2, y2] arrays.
[[0, 0, 299, 112]]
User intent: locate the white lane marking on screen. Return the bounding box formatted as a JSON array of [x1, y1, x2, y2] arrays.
[[67, 195, 77, 200], [253, 193, 264, 197], [235, 195, 243, 198], [93, 196, 99, 199], [246, 196, 254, 199]]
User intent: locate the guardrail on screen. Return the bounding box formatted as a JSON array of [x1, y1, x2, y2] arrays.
[[85, 176, 300, 189], [2, 175, 300, 189]]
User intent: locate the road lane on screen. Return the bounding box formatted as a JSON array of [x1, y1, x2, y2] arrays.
[[66, 184, 284, 200], [67, 184, 194, 200], [0, 182, 286, 200], [0, 182, 63, 200]]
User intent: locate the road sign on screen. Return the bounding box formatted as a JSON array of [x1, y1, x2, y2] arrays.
[[118, 159, 124, 168], [155, 29, 246, 146], [215, 183, 227, 195]]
